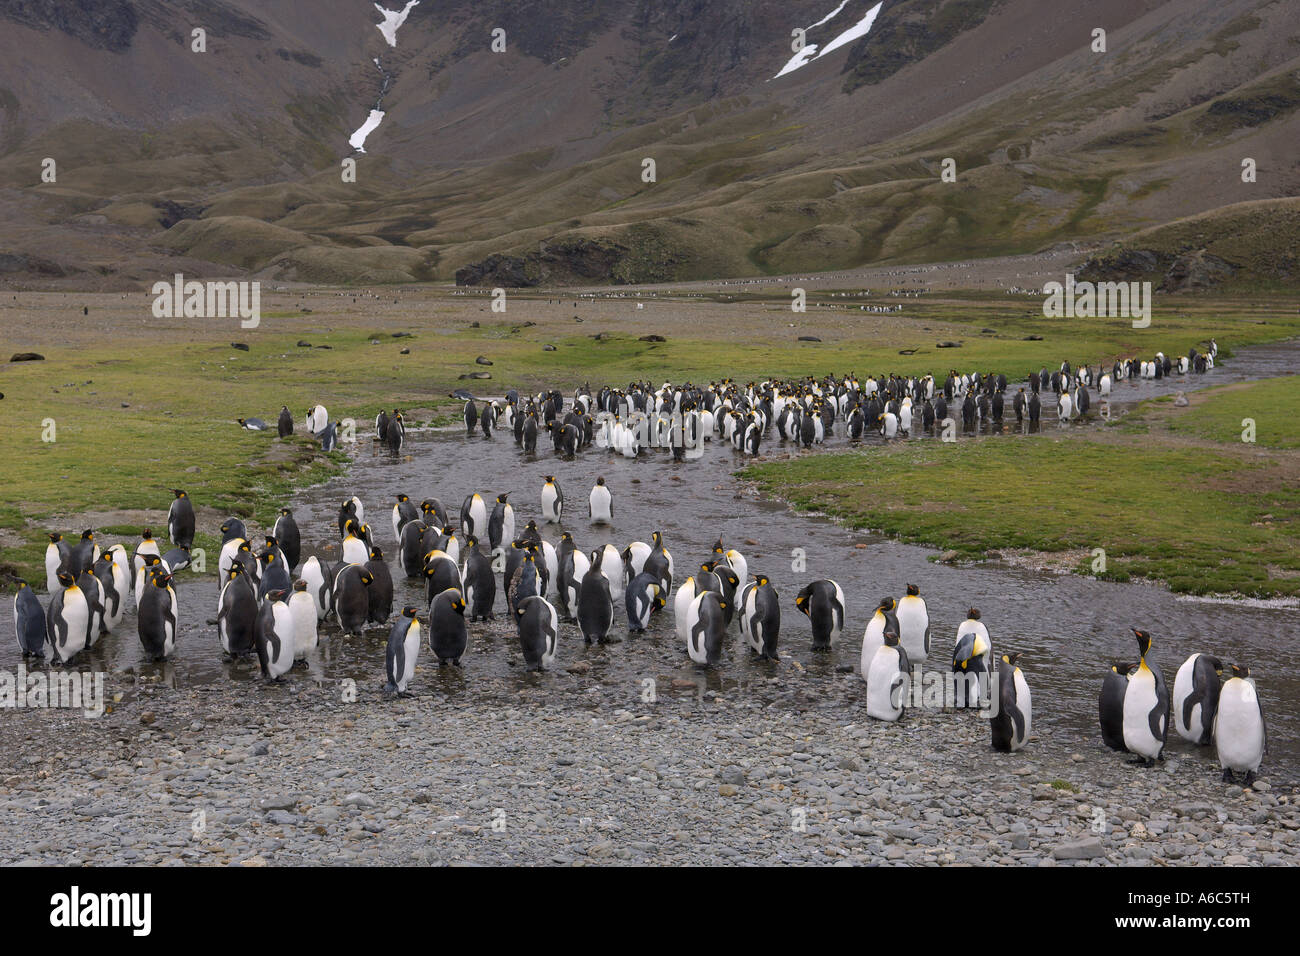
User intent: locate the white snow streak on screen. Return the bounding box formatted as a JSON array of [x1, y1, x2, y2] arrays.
[[374, 0, 419, 48], [772, 1, 884, 80]]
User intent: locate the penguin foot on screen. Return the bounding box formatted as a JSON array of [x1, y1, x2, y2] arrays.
[[1244, 771, 1257, 786], [1222, 769, 1234, 783]]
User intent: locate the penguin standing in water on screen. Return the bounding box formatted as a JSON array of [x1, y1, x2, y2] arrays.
[[133, 529, 162, 587], [990, 652, 1032, 752], [255, 590, 295, 681], [866, 632, 910, 722], [299, 555, 332, 620], [13, 582, 47, 658], [685, 591, 728, 666], [257, 550, 292, 601], [385, 411, 405, 454], [385, 607, 422, 695], [137, 569, 178, 660], [93, 551, 128, 634], [576, 555, 615, 644], [1099, 662, 1135, 751], [541, 476, 564, 523], [217, 565, 258, 656], [1173, 653, 1223, 745], [287, 580, 319, 660], [895, 584, 931, 664], [738, 573, 780, 661], [68, 530, 98, 578], [428, 588, 469, 666], [461, 492, 488, 540], [1122, 628, 1169, 765], [392, 494, 420, 542], [515, 595, 559, 671], [463, 398, 478, 436], [273, 508, 301, 571], [461, 538, 497, 621], [366, 547, 394, 624], [333, 565, 374, 635], [45, 532, 70, 593], [624, 572, 663, 633], [488, 494, 515, 553], [795, 579, 845, 651], [398, 519, 428, 579], [1215, 664, 1266, 784], [45, 572, 92, 664], [168, 490, 195, 550], [318, 421, 338, 452], [77, 569, 105, 648], [277, 405, 293, 438], [589, 477, 613, 525]]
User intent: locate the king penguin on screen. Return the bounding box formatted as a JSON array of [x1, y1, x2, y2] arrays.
[[1122, 628, 1169, 765], [794, 579, 845, 651], [685, 590, 727, 666], [589, 477, 613, 525], [738, 573, 780, 661], [428, 588, 469, 666], [990, 652, 1032, 752], [866, 632, 910, 722], [217, 564, 258, 656], [13, 581, 46, 657], [255, 590, 295, 680], [1173, 652, 1223, 745], [45, 571, 91, 665], [137, 568, 178, 661], [1214, 663, 1266, 784], [385, 607, 421, 695], [287, 579, 319, 660], [1099, 662, 1135, 751], [895, 584, 931, 664], [515, 595, 559, 671], [541, 476, 564, 523], [576, 554, 615, 644], [168, 489, 195, 550]]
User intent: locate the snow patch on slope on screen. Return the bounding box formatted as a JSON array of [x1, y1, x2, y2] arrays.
[[772, 1, 884, 80]]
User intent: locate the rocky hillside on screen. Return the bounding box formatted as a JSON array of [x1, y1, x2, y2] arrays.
[[0, 0, 1297, 288]]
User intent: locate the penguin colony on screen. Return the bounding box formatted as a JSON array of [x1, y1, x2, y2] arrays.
[[424, 341, 1218, 462], [20, 455, 1266, 782]]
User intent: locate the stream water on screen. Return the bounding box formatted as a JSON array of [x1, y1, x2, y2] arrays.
[[4, 341, 1297, 783]]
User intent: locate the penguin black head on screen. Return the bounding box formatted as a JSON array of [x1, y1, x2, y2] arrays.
[[293, 579, 307, 592], [1229, 663, 1250, 679], [559, 531, 573, 542], [1131, 628, 1152, 658], [878, 596, 895, 611], [883, 631, 900, 647], [1110, 661, 1134, 675], [906, 583, 919, 596], [496, 493, 509, 503], [967, 607, 981, 621], [48, 532, 62, 543], [56, 571, 76, 587], [465, 535, 478, 547], [264, 536, 278, 548], [595, 477, 606, 486], [544, 476, 555, 484], [1002, 652, 1022, 667], [396, 494, 408, 503], [360, 571, 374, 587], [145, 554, 162, 567], [370, 547, 384, 561], [81, 530, 94, 540], [402, 606, 418, 618], [172, 489, 186, 498]]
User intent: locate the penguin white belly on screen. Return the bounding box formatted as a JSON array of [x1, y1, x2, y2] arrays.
[[674, 578, 697, 642], [45, 547, 62, 593], [301, 558, 330, 620], [541, 603, 558, 667], [590, 487, 612, 523], [1215, 682, 1264, 772], [724, 550, 747, 586], [267, 604, 295, 678], [599, 546, 623, 601], [626, 542, 650, 577], [1172, 655, 1198, 741], [288, 593, 318, 658], [397, 624, 420, 691], [1012, 669, 1032, 747], [542, 486, 562, 522], [739, 584, 760, 653], [54, 590, 90, 661], [866, 647, 905, 721], [1122, 668, 1163, 758], [685, 593, 708, 664], [163, 588, 178, 656], [860, 615, 885, 680], [896, 597, 929, 663], [342, 538, 369, 565], [218, 538, 244, 579]]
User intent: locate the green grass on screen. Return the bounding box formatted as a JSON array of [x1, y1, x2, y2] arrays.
[[740, 415, 1300, 598], [1142, 377, 1300, 450]]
